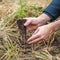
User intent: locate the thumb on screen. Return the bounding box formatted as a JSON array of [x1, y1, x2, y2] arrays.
[[24, 19, 31, 26]]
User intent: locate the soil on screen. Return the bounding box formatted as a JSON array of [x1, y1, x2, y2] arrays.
[[17, 19, 34, 60]]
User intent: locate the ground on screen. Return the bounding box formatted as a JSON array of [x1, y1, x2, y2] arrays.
[[0, 0, 60, 60]]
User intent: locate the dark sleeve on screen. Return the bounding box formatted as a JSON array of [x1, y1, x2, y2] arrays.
[[43, 0, 60, 21]]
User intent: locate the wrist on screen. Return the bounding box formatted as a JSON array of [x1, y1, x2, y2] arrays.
[[48, 20, 60, 32], [38, 13, 51, 24], [48, 23, 55, 33]]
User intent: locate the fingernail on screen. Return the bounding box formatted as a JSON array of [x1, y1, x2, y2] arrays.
[[27, 41, 30, 44]]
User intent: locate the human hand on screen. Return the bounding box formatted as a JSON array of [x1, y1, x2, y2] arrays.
[[24, 13, 51, 31], [27, 24, 54, 44], [24, 17, 42, 31]]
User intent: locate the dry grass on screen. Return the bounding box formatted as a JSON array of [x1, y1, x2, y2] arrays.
[[0, 0, 60, 60]]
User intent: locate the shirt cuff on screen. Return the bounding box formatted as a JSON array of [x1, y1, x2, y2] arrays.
[[43, 3, 60, 21]]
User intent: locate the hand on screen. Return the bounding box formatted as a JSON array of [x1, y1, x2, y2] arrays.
[[27, 24, 54, 44], [24, 13, 51, 31], [24, 17, 42, 31]]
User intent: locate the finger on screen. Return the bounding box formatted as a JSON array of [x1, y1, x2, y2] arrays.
[[32, 25, 38, 30], [28, 37, 42, 44], [27, 27, 32, 32], [24, 19, 31, 26], [27, 33, 40, 42], [27, 26, 37, 32], [27, 26, 33, 32], [28, 35, 44, 44]]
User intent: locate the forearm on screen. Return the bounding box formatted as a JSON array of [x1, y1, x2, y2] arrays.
[[37, 13, 60, 32], [37, 13, 51, 24], [48, 20, 60, 32]]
